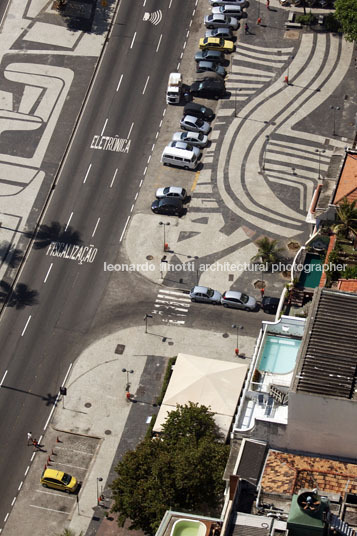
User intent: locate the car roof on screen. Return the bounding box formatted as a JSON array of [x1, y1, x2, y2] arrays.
[[199, 61, 214, 67], [159, 197, 182, 206], [43, 469, 64, 479], [185, 102, 205, 111], [209, 13, 226, 19], [192, 286, 209, 293], [165, 186, 185, 194], [224, 290, 243, 299], [183, 114, 199, 122]]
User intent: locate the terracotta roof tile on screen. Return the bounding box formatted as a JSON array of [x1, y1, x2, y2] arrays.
[[337, 279, 357, 293], [333, 153, 357, 204]]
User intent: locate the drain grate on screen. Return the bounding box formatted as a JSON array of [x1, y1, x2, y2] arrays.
[[115, 344, 125, 355]]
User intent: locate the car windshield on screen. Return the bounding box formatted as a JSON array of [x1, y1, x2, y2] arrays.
[[208, 14, 213, 20], [197, 133, 204, 140], [196, 118, 204, 127], [241, 293, 249, 303], [163, 187, 169, 194], [61, 473, 72, 485], [207, 288, 214, 297]]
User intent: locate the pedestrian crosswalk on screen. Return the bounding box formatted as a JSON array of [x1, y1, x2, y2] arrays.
[[151, 289, 191, 326]]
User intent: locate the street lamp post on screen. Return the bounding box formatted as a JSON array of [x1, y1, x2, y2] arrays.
[[330, 105, 340, 136], [144, 313, 153, 333], [159, 221, 170, 252], [262, 135, 269, 170], [122, 368, 134, 392], [315, 149, 326, 180], [232, 324, 243, 356], [96, 477, 103, 506]]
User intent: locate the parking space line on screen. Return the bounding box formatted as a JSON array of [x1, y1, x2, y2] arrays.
[[30, 505, 69, 514], [191, 171, 200, 192], [51, 461, 88, 470], [36, 489, 73, 498], [54, 446, 94, 455]]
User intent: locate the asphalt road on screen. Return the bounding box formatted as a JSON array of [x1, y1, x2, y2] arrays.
[[0, 0, 196, 527]]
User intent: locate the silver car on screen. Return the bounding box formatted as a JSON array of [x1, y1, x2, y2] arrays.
[[209, 0, 247, 6], [190, 286, 222, 304], [172, 131, 208, 148], [204, 13, 239, 29], [205, 27, 233, 39], [155, 186, 187, 200], [212, 5, 243, 16], [180, 115, 211, 135], [168, 140, 201, 158], [221, 290, 256, 311], [196, 60, 227, 78]]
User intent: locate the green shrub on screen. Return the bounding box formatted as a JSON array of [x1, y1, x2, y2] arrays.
[[342, 265, 357, 279], [156, 357, 176, 406], [296, 13, 316, 25]]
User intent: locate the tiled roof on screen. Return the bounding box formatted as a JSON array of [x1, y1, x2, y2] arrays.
[[260, 450, 357, 496], [337, 279, 357, 293], [333, 153, 357, 205], [294, 288, 357, 398]]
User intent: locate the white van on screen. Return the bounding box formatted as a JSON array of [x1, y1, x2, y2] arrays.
[[161, 145, 199, 170]]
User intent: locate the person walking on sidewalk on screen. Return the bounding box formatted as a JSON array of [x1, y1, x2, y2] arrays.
[[32, 438, 40, 450], [27, 432, 32, 446], [244, 22, 249, 34], [257, 16, 262, 25], [266, 0, 270, 9]]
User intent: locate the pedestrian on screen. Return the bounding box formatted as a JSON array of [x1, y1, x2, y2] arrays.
[[266, 0, 270, 9], [244, 22, 249, 34], [27, 432, 32, 446], [260, 288, 265, 298], [126, 392, 131, 401], [257, 16, 262, 25], [32, 438, 40, 450]]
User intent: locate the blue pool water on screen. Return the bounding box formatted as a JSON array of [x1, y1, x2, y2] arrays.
[[259, 336, 301, 374]]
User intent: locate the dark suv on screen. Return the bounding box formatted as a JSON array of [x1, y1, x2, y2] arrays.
[[190, 79, 226, 100], [183, 102, 214, 121], [151, 197, 184, 216]]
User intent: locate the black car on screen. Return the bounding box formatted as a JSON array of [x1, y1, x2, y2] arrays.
[[183, 102, 214, 121], [189, 79, 226, 100], [151, 197, 184, 216], [262, 296, 280, 314], [194, 49, 225, 63]]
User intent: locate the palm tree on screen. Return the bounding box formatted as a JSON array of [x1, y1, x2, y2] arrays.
[[333, 197, 357, 238], [251, 237, 284, 266]]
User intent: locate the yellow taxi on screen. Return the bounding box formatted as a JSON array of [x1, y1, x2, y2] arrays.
[[40, 468, 79, 493], [199, 37, 235, 53]]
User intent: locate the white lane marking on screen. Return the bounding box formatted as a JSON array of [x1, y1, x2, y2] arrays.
[[44, 263, 53, 283], [11, 497, 16, 507], [21, 316, 31, 337], [143, 0, 146, 5], [43, 364, 72, 431], [130, 32, 137, 49], [177, 62, 180, 71], [151, 144, 155, 152], [186, 30, 189, 38], [154, 303, 189, 312], [116, 73, 123, 92], [193, 8, 196, 15], [120, 216, 130, 243], [48, 461, 88, 470], [155, 131, 159, 139], [156, 34, 162, 52], [135, 192, 138, 200], [110, 169, 118, 188], [4, 513, 9, 523], [24, 466, 30, 477], [169, 319, 185, 325], [159, 120, 162, 128], [64, 212, 73, 232], [127, 122, 134, 139], [162, 108, 166, 117], [142, 168, 147, 177], [130, 204, 134, 213], [36, 489, 72, 498], [157, 295, 191, 303], [55, 446, 93, 455], [30, 452, 35, 462], [158, 290, 190, 297], [140, 178, 144, 187], [147, 155, 151, 164], [18, 481, 23, 491], [183, 41, 187, 49], [92, 218, 100, 237], [142, 76, 150, 95], [30, 505, 69, 514], [180, 52, 183, 59], [83, 163, 92, 184], [101, 119, 108, 136], [190, 19, 192, 26], [0, 370, 8, 387], [169, 0, 173, 7]]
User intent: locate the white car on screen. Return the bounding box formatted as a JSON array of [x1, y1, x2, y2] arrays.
[[155, 187, 187, 200], [204, 13, 239, 29], [212, 5, 243, 16], [168, 140, 201, 158], [210, 0, 247, 6], [172, 131, 208, 148], [180, 115, 211, 135], [221, 290, 256, 311]]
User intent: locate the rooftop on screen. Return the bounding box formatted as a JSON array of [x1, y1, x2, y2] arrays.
[[293, 288, 357, 399], [333, 152, 357, 205], [260, 450, 357, 497], [337, 278, 357, 293]]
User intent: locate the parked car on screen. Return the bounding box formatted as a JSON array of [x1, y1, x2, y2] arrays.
[[212, 5, 243, 16], [40, 469, 79, 493], [209, 0, 247, 6], [180, 115, 211, 134], [184, 102, 214, 121], [168, 140, 201, 158], [205, 27, 233, 39], [190, 286, 222, 304], [194, 49, 225, 63], [190, 79, 226, 100], [262, 296, 280, 314], [172, 131, 208, 148], [199, 37, 235, 53], [204, 13, 239, 29], [221, 290, 256, 310], [196, 60, 227, 78], [155, 186, 187, 200], [195, 71, 223, 82], [151, 197, 184, 216]]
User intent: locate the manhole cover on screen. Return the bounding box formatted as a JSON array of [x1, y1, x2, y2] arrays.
[[222, 333, 229, 338], [146, 255, 153, 260], [85, 402, 91, 408], [168, 341, 174, 346], [115, 344, 125, 355], [105, 429, 112, 435]]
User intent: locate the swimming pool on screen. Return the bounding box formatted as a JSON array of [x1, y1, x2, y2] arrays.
[[259, 335, 301, 374], [298, 253, 323, 288], [170, 520, 206, 536]]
